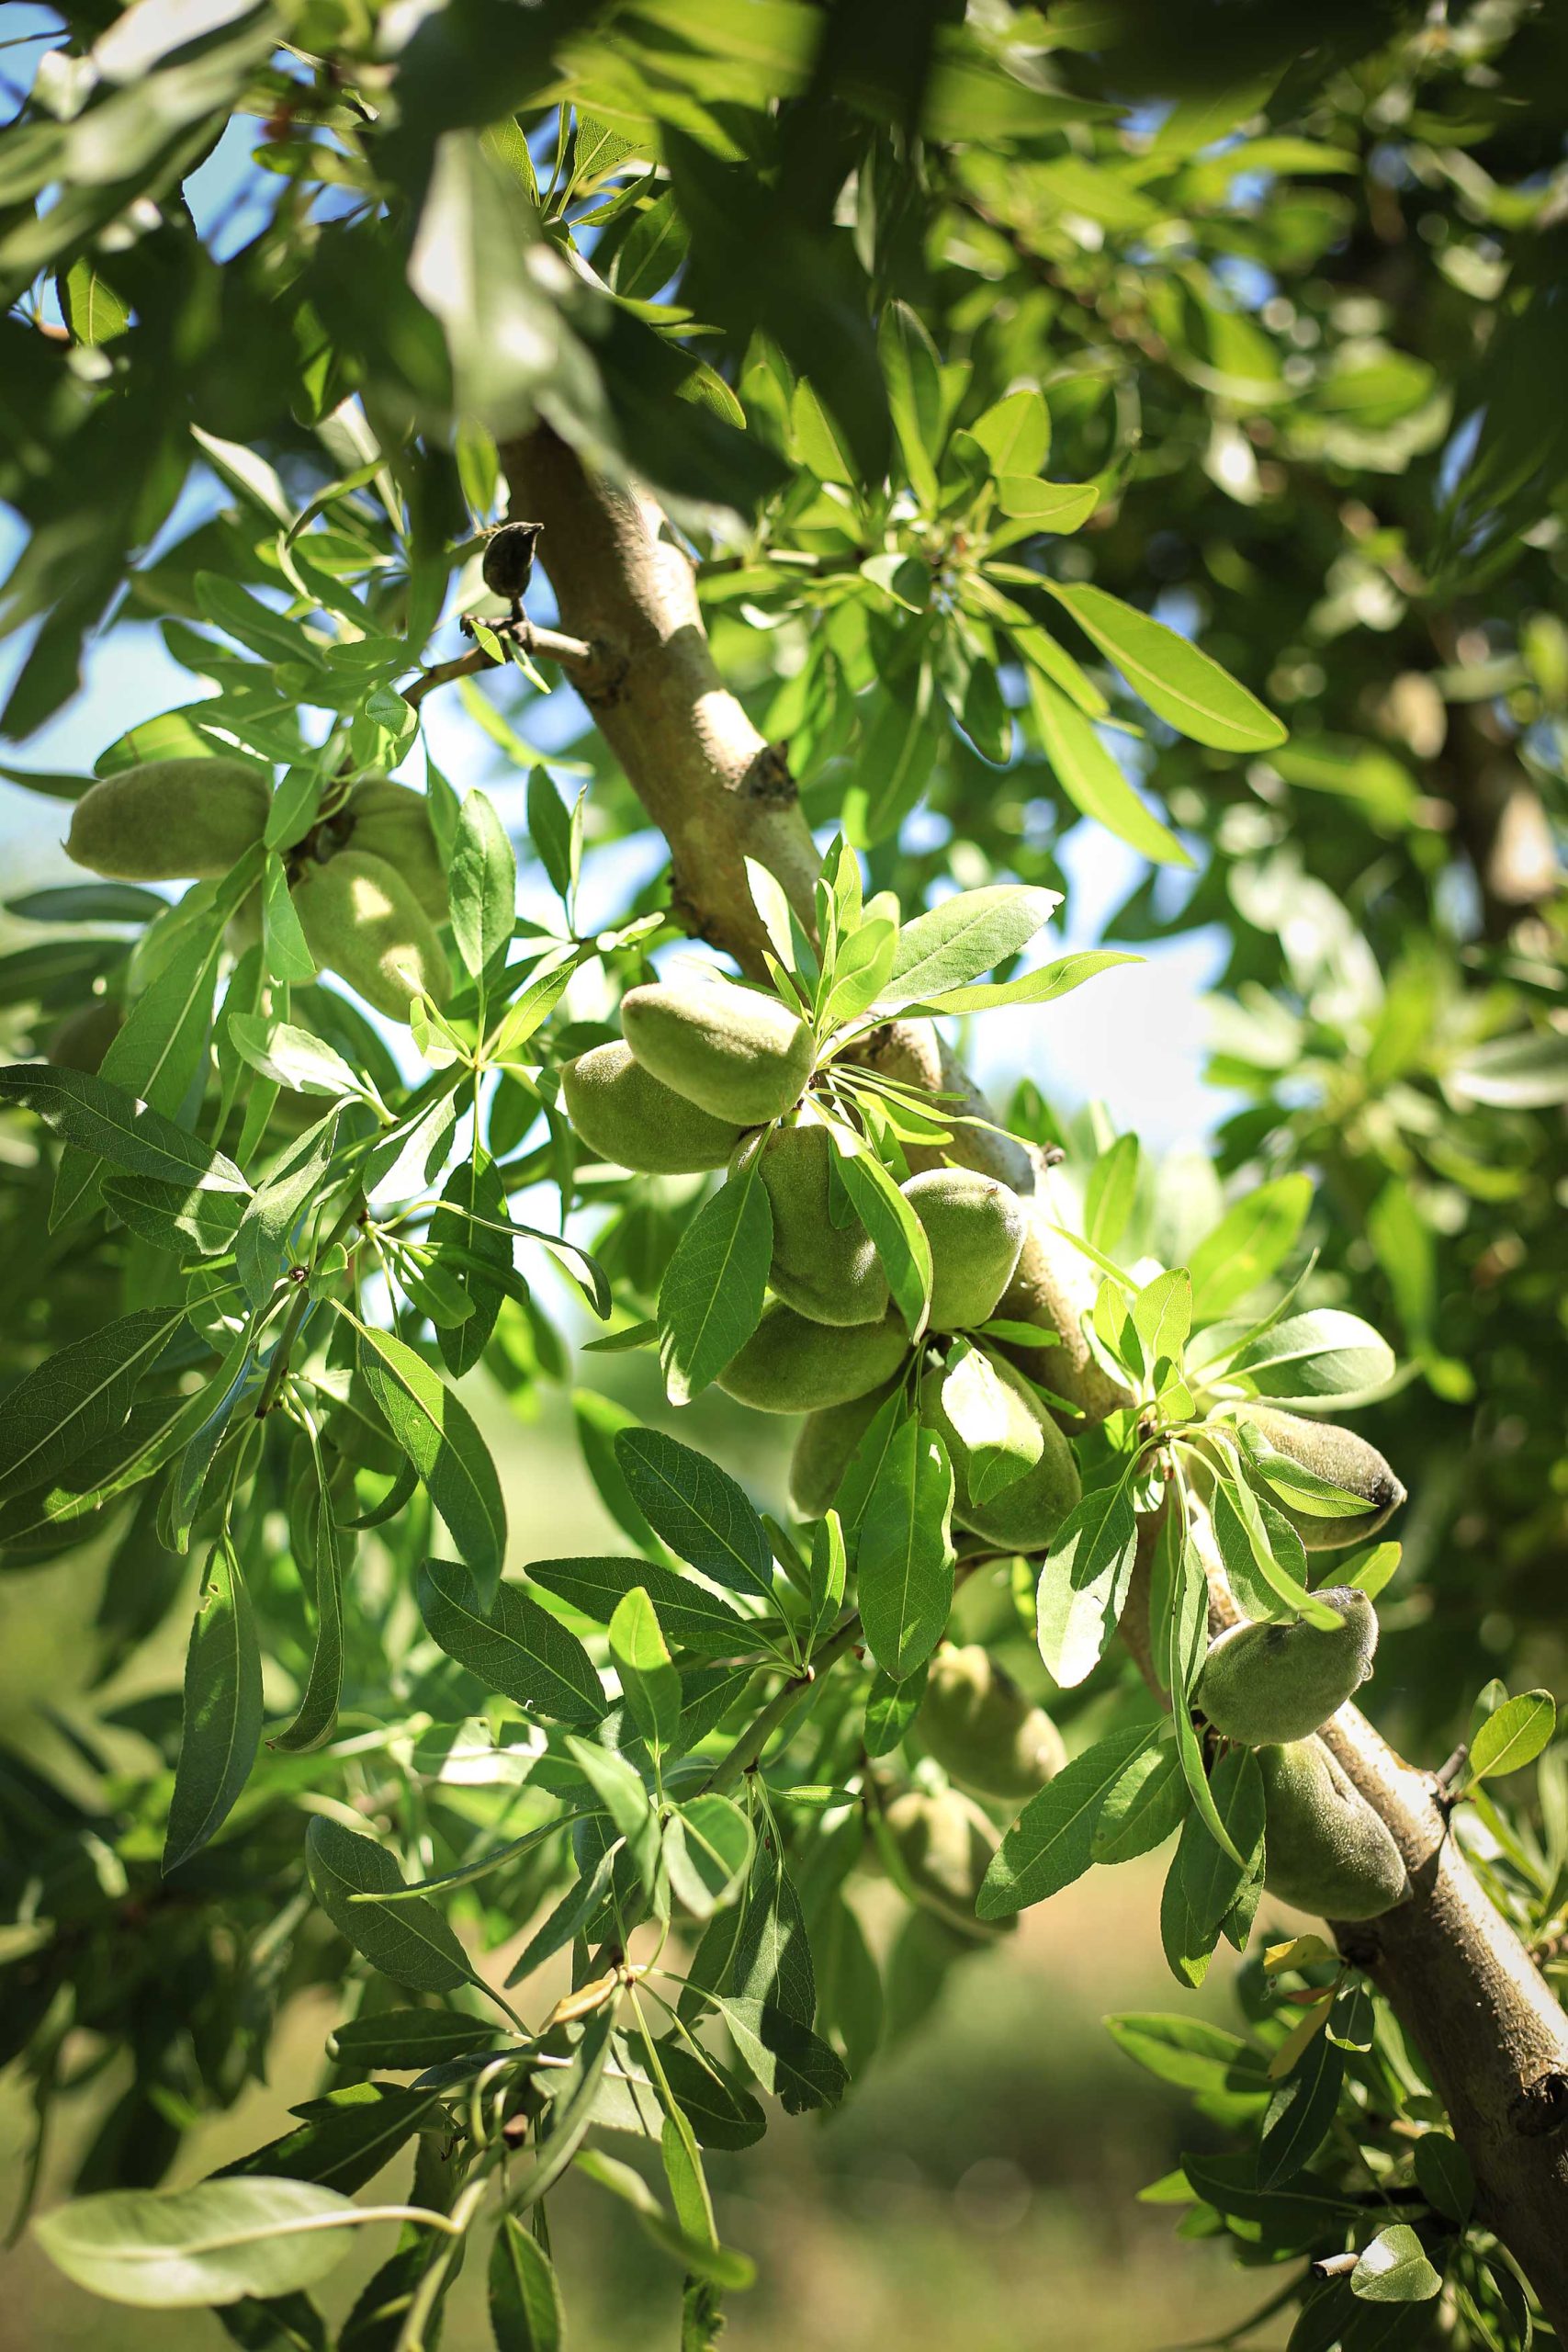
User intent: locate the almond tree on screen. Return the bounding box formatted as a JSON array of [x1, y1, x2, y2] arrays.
[[0, 6, 1563, 2347]]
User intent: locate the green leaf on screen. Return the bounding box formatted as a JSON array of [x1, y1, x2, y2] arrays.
[[863, 1659, 928, 1758], [879, 299, 944, 509], [657, 2046, 765, 2153], [657, 1159, 773, 1406], [912, 948, 1139, 1017], [328, 2013, 496, 2074], [995, 477, 1099, 532], [1036, 1481, 1139, 1689], [273, 1444, 345, 1755], [1447, 1030, 1568, 1111], [524, 1554, 751, 1657], [807, 1511, 847, 1654], [489, 2215, 564, 2352], [263, 854, 318, 987], [1084, 1132, 1140, 1257], [1467, 1690, 1557, 1785], [305, 1817, 472, 1994], [1188, 1177, 1313, 1322], [978, 1724, 1158, 1918], [355, 1326, 507, 1606], [449, 788, 516, 982], [877, 885, 1058, 1012], [833, 1143, 932, 1339], [235, 1108, 340, 1309], [667, 1792, 754, 1919], [0, 1304, 184, 1503], [1028, 673, 1192, 867], [1412, 2133, 1472, 2225], [1216, 1310, 1396, 1406], [609, 1585, 682, 1751], [0, 1063, 248, 1193], [432, 1151, 513, 1380], [1258, 2011, 1343, 2187], [222, 2084, 439, 2196], [1132, 1269, 1191, 1373], [227, 1016, 365, 1102], [705, 1995, 847, 2114], [1104, 2014, 1266, 2098], [615, 1428, 775, 1604], [856, 1415, 953, 1681], [55, 886, 244, 1225], [731, 1842, 816, 2026], [1091, 1735, 1190, 1864], [164, 1540, 264, 1873], [1351, 2224, 1442, 2304], [525, 766, 573, 906], [1045, 582, 1287, 752], [32, 2178, 364, 2310], [967, 387, 1049, 477], [418, 1561, 604, 1723]]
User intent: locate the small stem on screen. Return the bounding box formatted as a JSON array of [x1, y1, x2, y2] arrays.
[[254, 1189, 364, 1419], [697, 1613, 863, 1795], [403, 616, 598, 709]]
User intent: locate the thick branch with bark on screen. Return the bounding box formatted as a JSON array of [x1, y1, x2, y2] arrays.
[[499, 424, 1568, 2327]]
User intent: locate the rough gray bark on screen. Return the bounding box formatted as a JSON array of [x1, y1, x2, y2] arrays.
[[501, 424, 1568, 2330]]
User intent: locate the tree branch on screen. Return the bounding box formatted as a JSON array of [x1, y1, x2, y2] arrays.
[[499, 423, 1568, 2327]]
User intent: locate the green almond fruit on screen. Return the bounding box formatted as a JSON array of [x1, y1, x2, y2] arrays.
[[994, 1204, 1134, 1425], [879, 1787, 1009, 1939], [344, 777, 449, 921], [920, 1358, 1080, 1553], [1243, 1407, 1405, 1551], [621, 977, 813, 1125], [66, 759, 268, 882], [901, 1168, 1026, 1331], [1196, 1588, 1377, 1747], [562, 1040, 743, 1173], [919, 1643, 1065, 1804], [293, 849, 451, 1023], [761, 1124, 889, 1328], [1258, 1737, 1408, 1920], [788, 1378, 899, 1520], [717, 1301, 908, 1415]]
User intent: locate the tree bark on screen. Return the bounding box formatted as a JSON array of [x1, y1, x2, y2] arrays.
[[500, 424, 1568, 2329]]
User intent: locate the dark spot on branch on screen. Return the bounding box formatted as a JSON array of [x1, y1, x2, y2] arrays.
[[741, 740, 796, 806], [1510, 2071, 1568, 2140]]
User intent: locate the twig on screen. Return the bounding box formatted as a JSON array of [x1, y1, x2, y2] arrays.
[[697, 1614, 863, 1795], [401, 615, 599, 710]]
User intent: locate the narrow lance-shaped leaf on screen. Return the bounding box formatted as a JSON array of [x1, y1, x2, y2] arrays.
[[449, 786, 516, 982], [657, 1157, 772, 1407], [417, 1560, 604, 1723], [0, 1304, 185, 1504], [608, 1584, 682, 1752], [273, 1439, 346, 1755], [32, 2177, 366, 2311], [875, 885, 1059, 1013], [0, 1063, 249, 1193], [615, 1427, 776, 1603], [164, 1541, 265, 1874], [856, 1416, 954, 1682], [1044, 581, 1287, 752], [355, 1323, 507, 1607], [489, 2214, 566, 2352], [305, 1816, 474, 1994]]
